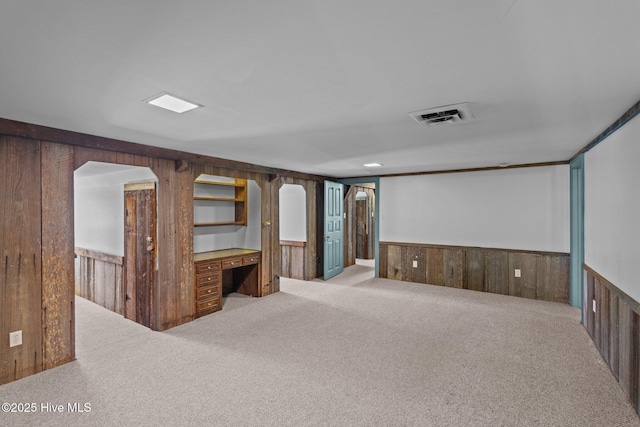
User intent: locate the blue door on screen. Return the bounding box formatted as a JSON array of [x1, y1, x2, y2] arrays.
[[324, 180, 344, 280]]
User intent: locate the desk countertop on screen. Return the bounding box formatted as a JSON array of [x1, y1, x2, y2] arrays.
[[194, 248, 261, 262]]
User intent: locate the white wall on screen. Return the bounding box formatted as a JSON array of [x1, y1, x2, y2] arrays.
[[380, 165, 569, 252], [193, 177, 261, 252], [279, 184, 307, 242], [585, 114, 640, 301], [74, 163, 157, 256]]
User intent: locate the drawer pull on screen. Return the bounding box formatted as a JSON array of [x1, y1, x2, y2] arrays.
[[207, 266, 212, 269]]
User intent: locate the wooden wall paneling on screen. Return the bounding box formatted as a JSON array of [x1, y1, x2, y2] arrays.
[[593, 276, 602, 353], [600, 284, 610, 365], [177, 166, 194, 322], [304, 180, 318, 280], [464, 248, 485, 292], [386, 245, 402, 280], [425, 247, 444, 286], [356, 199, 367, 259], [610, 293, 620, 380], [281, 246, 291, 278], [73, 145, 117, 170], [270, 176, 281, 293], [75, 251, 123, 315], [535, 255, 569, 303], [290, 246, 304, 280], [485, 251, 509, 295], [401, 245, 426, 284], [443, 249, 464, 289], [315, 180, 324, 280], [41, 142, 75, 370], [585, 272, 595, 338], [154, 158, 176, 330], [378, 243, 388, 279], [343, 185, 356, 268], [508, 253, 537, 299], [1, 137, 43, 384], [618, 302, 638, 410]]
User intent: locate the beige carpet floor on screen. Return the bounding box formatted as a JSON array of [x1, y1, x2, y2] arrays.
[[1, 261, 639, 426]]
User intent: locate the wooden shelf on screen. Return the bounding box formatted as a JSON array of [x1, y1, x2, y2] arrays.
[[193, 178, 248, 227], [194, 196, 244, 202], [194, 221, 245, 227], [194, 179, 245, 187]]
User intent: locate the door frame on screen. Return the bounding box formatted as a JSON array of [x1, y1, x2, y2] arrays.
[[338, 177, 380, 277]]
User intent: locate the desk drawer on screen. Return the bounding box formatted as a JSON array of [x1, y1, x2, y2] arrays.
[[222, 257, 243, 269], [196, 284, 219, 299], [243, 254, 260, 265], [197, 296, 221, 313], [195, 261, 221, 274], [196, 272, 220, 287]]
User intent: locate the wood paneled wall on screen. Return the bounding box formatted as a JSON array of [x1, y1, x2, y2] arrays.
[[1, 119, 323, 384], [276, 177, 322, 281], [584, 265, 640, 415], [280, 241, 306, 280], [75, 248, 124, 315], [379, 242, 569, 303], [344, 185, 375, 267]]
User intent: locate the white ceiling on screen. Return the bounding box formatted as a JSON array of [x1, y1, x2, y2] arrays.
[[1, 1, 639, 177]]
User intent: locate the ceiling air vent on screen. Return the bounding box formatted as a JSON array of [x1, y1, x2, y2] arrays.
[[409, 102, 473, 127]]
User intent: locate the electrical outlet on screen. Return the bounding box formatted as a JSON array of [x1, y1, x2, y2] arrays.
[[514, 269, 521, 278], [9, 330, 22, 348], [593, 299, 596, 313], [412, 260, 418, 268]]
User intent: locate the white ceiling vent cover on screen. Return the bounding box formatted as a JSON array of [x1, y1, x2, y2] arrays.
[[409, 103, 474, 127]]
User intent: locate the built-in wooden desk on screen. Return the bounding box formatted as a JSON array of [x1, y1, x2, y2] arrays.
[[193, 248, 261, 318]]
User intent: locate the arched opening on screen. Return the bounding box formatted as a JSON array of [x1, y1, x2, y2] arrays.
[[74, 161, 159, 331], [279, 183, 307, 279]]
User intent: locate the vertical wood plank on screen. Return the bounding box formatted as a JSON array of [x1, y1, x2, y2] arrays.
[[73, 146, 117, 169], [291, 246, 305, 280], [536, 255, 569, 303], [593, 276, 602, 351], [0, 137, 43, 384], [443, 249, 464, 289], [304, 180, 318, 280], [386, 245, 402, 280], [425, 247, 444, 286], [407, 246, 426, 284], [41, 142, 75, 370], [600, 284, 610, 364], [610, 294, 620, 380], [508, 253, 537, 299], [485, 251, 509, 295], [378, 243, 388, 279], [618, 303, 638, 409], [585, 271, 595, 338], [464, 248, 485, 292]]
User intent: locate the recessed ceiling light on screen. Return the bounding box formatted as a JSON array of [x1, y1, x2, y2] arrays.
[[363, 162, 383, 168], [145, 92, 201, 114]]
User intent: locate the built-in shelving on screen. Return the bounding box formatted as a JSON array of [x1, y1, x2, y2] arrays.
[[194, 178, 247, 227]]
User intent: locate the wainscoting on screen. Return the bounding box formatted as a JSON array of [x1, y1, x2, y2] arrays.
[[280, 240, 306, 280], [584, 265, 640, 415], [75, 247, 124, 315], [379, 242, 569, 303]]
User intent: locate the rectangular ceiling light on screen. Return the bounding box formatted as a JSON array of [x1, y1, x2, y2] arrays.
[[363, 162, 383, 168], [145, 92, 201, 114]]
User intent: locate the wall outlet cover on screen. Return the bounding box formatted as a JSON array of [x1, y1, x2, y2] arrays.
[[515, 269, 521, 278], [412, 260, 418, 268], [9, 330, 22, 348]]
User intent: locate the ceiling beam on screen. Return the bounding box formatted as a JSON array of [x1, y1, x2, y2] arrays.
[[0, 117, 330, 182]]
